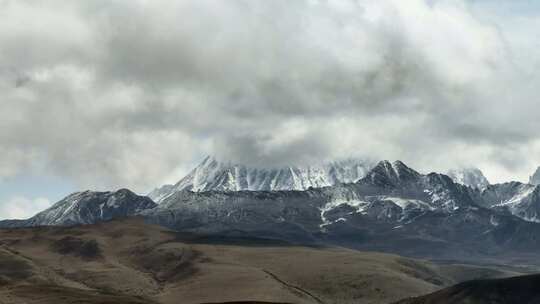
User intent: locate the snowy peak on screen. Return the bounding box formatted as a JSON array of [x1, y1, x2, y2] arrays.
[[148, 184, 175, 202], [479, 182, 540, 222], [529, 167, 540, 185], [149, 156, 376, 203], [363, 160, 421, 187], [19, 189, 156, 227], [447, 167, 490, 189], [392, 160, 421, 180]]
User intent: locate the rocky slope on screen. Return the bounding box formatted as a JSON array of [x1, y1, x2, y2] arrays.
[[473, 182, 540, 223], [148, 156, 375, 203]]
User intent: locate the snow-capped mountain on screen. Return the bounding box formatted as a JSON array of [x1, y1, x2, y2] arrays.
[[530, 167, 540, 185], [325, 160, 476, 218], [447, 167, 490, 189], [147, 184, 175, 203], [0, 189, 156, 227], [147, 160, 479, 237], [149, 156, 376, 203], [6, 160, 540, 261], [476, 182, 540, 223], [143, 160, 540, 260]]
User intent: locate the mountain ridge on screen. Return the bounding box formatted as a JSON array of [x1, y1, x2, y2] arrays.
[[6, 160, 540, 264], [141, 160, 540, 262], [0, 189, 156, 228], [447, 167, 490, 189], [148, 156, 376, 202]]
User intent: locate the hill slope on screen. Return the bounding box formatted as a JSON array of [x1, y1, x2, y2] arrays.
[[395, 274, 540, 304], [0, 219, 521, 304]]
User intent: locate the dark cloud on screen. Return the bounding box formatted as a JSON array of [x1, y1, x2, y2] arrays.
[[1, 0, 540, 191]]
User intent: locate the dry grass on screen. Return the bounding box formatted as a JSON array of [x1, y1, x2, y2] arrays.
[[0, 219, 522, 304]]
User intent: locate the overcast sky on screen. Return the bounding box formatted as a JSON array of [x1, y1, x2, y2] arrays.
[[2, 0, 540, 219]]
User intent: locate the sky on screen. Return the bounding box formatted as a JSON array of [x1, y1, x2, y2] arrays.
[[2, 0, 540, 219]]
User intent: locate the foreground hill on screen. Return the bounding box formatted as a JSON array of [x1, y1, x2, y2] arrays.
[[395, 274, 540, 304], [0, 219, 521, 304]]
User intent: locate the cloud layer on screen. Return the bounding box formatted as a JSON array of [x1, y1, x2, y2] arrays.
[[2, 0, 540, 192], [0, 196, 51, 220]]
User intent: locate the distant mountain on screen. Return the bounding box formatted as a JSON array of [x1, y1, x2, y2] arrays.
[[148, 158, 540, 223], [444, 168, 540, 223], [148, 156, 375, 203], [147, 184, 175, 203], [7, 160, 540, 263], [0, 189, 156, 227], [142, 160, 540, 261], [475, 182, 540, 223], [395, 274, 540, 304], [447, 168, 489, 189], [529, 167, 540, 185]]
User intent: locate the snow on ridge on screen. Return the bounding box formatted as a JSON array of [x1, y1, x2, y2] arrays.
[[447, 167, 490, 189], [319, 198, 371, 229], [149, 156, 376, 203]]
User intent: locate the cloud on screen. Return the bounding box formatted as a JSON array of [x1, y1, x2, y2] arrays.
[[0, 196, 51, 220], [1, 0, 540, 191]]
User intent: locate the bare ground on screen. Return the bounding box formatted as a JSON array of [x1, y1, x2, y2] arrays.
[[0, 218, 523, 304]]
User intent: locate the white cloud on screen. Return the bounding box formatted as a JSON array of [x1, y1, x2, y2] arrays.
[[0, 0, 540, 191], [0, 196, 51, 220]]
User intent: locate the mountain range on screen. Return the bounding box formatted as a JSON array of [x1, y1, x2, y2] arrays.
[[5, 159, 540, 264], [149, 156, 492, 202], [142, 160, 540, 262], [446, 167, 490, 189], [148, 156, 376, 202]]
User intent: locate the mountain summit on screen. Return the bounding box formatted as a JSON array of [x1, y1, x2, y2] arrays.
[[447, 167, 490, 189], [149, 156, 375, 202], [529, 167, 540, 185], [0, 189, 156, 227], [364, 160, 422, 187]]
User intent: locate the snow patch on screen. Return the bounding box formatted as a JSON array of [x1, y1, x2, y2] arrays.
[[319, 199, 370, 229]]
